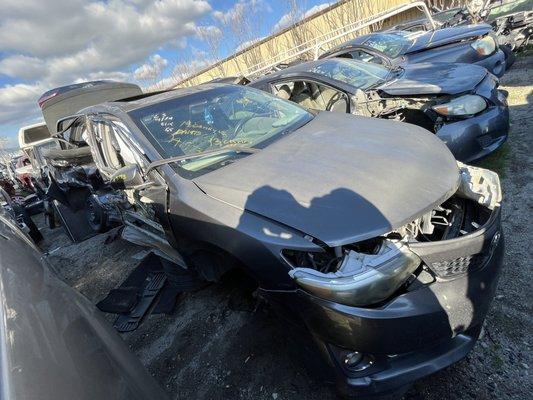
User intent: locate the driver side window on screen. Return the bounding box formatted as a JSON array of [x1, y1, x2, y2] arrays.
[[272, 80, 349, 113]]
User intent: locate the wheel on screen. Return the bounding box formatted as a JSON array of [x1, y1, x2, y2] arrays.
[[500, 44, 516, 70], [85, 195, 109, 233], [43, 200, 55, 229]]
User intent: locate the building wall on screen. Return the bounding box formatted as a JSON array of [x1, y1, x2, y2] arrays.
[[176, 0, 427, 87]]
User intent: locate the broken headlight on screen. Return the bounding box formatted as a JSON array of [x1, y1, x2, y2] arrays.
[[432, 95, 487, 117], [287, 240, 420, 307], [470, 35, 497, 56], [456, 162, 502, 210]]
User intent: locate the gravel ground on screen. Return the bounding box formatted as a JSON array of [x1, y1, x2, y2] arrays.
[[39, 55, 532, 400]]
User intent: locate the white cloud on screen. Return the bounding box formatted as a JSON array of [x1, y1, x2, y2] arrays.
[[273, 2, 331, 32], [212, 0, 268, 25], [134, 54, 169, 81], [0, 82, 44, 126], [196, 25, 223, 41], [0, 0, 212, 133], [0, 55, 46, 80]]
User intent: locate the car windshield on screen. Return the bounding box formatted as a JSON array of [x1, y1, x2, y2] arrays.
[[487, 0, 532, 21], [310, 59, 391, 89], [362, 32, 414, 58], [432, 7, 462, 23], [129, 85, 313, 177]]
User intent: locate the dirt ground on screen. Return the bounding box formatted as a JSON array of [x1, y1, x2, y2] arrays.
[[38, 55, 533, 400]]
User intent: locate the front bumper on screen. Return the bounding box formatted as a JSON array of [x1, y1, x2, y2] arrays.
[[474, 49, 506, 78], [436, 95, 509, 163], [262, 206, 504, 397]]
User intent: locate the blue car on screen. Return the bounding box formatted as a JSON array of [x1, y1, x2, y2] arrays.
[[319, 24, 507, 77]]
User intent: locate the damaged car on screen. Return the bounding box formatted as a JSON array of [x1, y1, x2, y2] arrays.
[[37, 80, 142, 241], [249, 58, 509, 162], [319, 24, 508, 77], [39, 82, 504, 398], [387, 0, 532, 69]]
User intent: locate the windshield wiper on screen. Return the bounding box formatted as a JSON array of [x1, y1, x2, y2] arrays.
[[145, 146, 259, 174]]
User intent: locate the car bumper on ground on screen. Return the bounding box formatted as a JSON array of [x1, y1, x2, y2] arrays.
[[262, 206, 504, 398], [475, 49, 507, 78], [436, 97, 509, 163]]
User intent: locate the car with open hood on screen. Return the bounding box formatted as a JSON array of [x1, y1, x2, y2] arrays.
[[249, 57, 509, 163], [319, 24, 507, 77], [39, 82, 504, 398]]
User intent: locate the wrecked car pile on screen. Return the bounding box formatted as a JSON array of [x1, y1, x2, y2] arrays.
[[2, 5, 522, 400]]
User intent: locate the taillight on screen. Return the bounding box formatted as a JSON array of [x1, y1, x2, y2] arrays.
[[37, 91, 58, 108]]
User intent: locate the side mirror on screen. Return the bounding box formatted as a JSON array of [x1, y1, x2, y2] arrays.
[[109, 164, 143, 189]]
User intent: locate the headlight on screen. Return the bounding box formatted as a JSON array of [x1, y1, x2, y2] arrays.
[[470, 35, 496, 56], [288, 240, 420, 307], [456, 162, 502, 210], [432, 94, 487, 116]]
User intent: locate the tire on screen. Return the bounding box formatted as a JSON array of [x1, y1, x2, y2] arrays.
[[501, 44, 516, 70], [85, 195, 109, 233], [160, 258, 207, 291], [44, 203, 57, 229]]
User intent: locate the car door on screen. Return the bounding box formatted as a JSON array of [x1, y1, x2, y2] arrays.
[[271, 79, 350, 113], [87, 115, 181, 258]]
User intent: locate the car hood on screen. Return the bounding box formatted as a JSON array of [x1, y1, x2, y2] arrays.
[[193, 112, 459, 247], [405, 24, 492, 54], [377, 62, 487, 95]]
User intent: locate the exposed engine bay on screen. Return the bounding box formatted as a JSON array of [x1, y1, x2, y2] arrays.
[[492, 10, 533, 51], [352, 89, 450, 133], [287, 163, 502, 307]]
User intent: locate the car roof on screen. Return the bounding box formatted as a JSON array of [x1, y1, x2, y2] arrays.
[[322, 24, 491, 58], [250, 59, 335, 85], [320, 30, 412, 57]]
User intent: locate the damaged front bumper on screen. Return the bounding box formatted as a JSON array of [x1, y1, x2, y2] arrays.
[[263, 204, 503, 397], [265, 164, 504, 397], [436, 95, 509, 163], [474, 48, 507, 78]]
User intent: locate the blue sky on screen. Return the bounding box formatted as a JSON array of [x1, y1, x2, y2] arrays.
[[0, 0, 330, 148]]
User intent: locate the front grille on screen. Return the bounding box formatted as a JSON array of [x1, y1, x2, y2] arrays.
[[429, 254, 487, 278]]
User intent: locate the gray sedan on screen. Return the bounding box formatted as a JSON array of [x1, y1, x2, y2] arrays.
[[249, 57, 509, 163], [40, 82, 504, 398], [320, 24, 507, 77]]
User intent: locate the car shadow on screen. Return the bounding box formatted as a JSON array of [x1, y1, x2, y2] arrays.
[[233, 184, 454, 398]]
